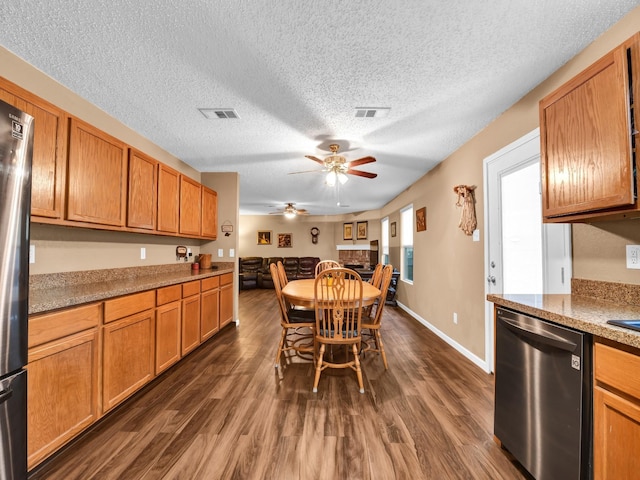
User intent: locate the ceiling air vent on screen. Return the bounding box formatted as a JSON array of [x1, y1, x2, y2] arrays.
[[355, 107, 390, 118], [198, 108, 240, 119]]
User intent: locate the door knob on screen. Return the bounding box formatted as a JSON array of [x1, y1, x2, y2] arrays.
[[487, 275, 496, 285]]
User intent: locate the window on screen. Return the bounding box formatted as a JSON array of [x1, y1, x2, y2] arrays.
[[381, 217, 389, 265], [400, 205, 413, 282]]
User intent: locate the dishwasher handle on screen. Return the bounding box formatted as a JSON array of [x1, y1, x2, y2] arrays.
[[499, 315, 577, 352]]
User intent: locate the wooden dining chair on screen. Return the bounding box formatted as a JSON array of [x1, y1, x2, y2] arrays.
[[361, 264, 393, 369], [271, 263, 315, 368], [368, 263, 384, 288], [313, 268, 365, 393], [314, 259, 340, 277], [276, 260, 288, 286]]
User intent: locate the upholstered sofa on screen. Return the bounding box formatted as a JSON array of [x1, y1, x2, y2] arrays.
[[238, 256, 321, 289]]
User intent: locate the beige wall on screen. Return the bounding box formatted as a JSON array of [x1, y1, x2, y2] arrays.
[[238, 211, 381, 260], [379, 6, 640, 360]]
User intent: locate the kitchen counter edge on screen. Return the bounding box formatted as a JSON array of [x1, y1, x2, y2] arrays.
[[487, 293, 640, 350], [30, 268, 235, 315]]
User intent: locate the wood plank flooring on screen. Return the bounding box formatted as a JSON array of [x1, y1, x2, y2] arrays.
[[29, 289, 529, 480]]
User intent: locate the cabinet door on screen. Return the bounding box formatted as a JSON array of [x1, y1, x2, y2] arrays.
[[102, 309, 155, 412], [201, 287, 219, 341], [593, 386, 640, 479], [181, 294, 201, 355], [0, 78, 66, 219], [157, 164, 180, 233], [201, 186, 218, 239], [179, 175, 202, 236], [67, 118, 128, 226], [219, 274, 234, 328], [127, 149, 157, 230], [540, 41, 635, 219], [155, 301, 181, 374], [27, 329, 99, 469]]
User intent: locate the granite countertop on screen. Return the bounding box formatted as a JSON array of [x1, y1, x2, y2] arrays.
[[29, 263, 235, 315], [488, 287, 640, 350]]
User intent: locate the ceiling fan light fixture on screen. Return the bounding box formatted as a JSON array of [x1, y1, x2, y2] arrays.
[[338, 172, 348, 185], [284, 211, 296, 219], [325, 170, 337, 186]]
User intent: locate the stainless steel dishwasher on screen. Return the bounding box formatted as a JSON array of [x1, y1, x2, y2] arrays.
[[494, 307, 591, 480]]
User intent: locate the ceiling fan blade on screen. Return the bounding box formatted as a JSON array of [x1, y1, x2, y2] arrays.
[[288, 169, 322, 175], [297, 209, 308, 214], [305, 155, 325, 165], [347, 156, 376, 168], [347, 168, 377, 179]]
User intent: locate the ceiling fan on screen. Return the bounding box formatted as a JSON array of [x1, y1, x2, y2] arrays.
[[269, 203, 309, 218], [299, 144, 377, 186]]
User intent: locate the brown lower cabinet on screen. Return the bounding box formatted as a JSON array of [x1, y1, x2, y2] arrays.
[[593, 340, 640, 479], [26, 274, 234, 470], [26, 304, 101, 470]]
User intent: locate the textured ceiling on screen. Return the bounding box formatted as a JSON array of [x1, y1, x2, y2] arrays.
[[1, 1, 638, 215]]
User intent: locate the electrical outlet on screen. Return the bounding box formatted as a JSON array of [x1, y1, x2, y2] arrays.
[[453, 312, 458, 324], [229, 248, 235, 258], [140, 247, 146, 260], [626, 245, 640, 269], [218, 248, 224, 257], [29, 245, 35, 264]]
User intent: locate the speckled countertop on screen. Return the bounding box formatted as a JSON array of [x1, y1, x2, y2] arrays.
[[488, 279, 640, 350], [29, 263, 235, 315]]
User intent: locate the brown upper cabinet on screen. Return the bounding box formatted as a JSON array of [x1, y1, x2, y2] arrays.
[[540, 33, 640, 222], [67, 118, 128, 226], [0, 78, 67, 219], [179, 175, 202, 236], [127, 149, 158, 230], [157, 164, 180, 234], [201, 186, 218, 239]]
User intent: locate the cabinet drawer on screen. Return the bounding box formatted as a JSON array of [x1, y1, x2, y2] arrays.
[[182, 280, 200, 298], [104, 291, 155, 323], [29, 303, 101, 348], [157, 285, 182, 306], [201, 276, 220, 291], [220, 273, 233, 286], [595, 342, 640, 400]]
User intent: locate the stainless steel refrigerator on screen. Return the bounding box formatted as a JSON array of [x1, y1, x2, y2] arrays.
[[0, 99, 33, 479]]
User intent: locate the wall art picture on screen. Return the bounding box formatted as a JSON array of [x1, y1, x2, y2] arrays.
[[416, 207, 427, 232], [278, 233, 293, 248], [343, 223, 353, 240], [257, 230, 272, 245], [356, 221, 368, 240]]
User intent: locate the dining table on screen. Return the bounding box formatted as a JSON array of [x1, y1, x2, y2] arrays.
[[281, 278, 381, 309]]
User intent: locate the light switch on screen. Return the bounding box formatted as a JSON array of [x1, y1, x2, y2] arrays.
[[472, 229, 480, 242], [229, 248, 235, 258], [218, 248, 224, 257], [140, 247, 146, 260], [29, 245, 35, 264]]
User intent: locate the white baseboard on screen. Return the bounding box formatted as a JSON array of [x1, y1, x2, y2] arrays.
[[396, 301, 491, 373]]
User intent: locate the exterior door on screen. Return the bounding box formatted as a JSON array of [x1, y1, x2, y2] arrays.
[[483, 128, 572, 371]]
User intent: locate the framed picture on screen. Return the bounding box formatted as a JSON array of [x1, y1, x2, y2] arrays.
[[257, 230, 272, 245], [391, 222, 397, 237], [278, 233, 293, 248], [343, 223, 353, 240], [416, 207, 427, 232], [356, 221, 368, 240]]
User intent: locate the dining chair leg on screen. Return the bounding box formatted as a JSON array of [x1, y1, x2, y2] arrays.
[[353, 344, 365, 394], [274, 327, 287, 368], [312, 344, 326, 393], [375, 330, 388, 370]]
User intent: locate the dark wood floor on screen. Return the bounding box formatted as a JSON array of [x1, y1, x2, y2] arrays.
[[30, 289, 528, 480]]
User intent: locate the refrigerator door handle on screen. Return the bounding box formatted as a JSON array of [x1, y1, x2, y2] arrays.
[[0, 387, 13, 404], [499, 315, 577, 352]]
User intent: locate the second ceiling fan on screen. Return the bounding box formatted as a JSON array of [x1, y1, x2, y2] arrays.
[[303, 144, 377, 186]]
